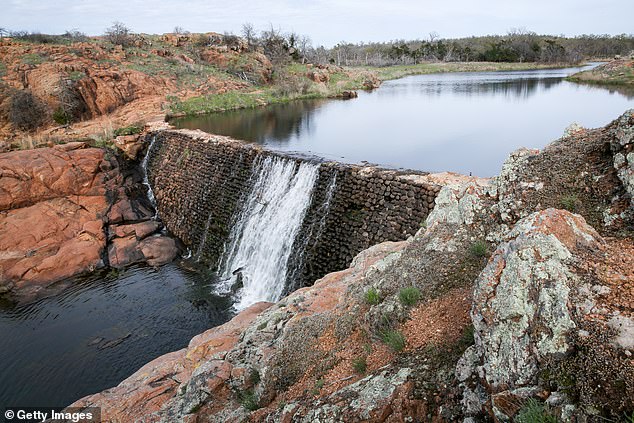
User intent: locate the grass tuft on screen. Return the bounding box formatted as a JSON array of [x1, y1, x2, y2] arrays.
[[352, 356, 367, 374], [113, 124, 143, 137], [516, 398, 559, 423], [560, 194, 579, 212], [470, 240, 488, 258], [380, 329, 406, 352], [365, 287, 381, 305], [398, 287, 421, 306]]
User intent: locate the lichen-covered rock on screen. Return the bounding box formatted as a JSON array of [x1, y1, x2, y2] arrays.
[[457, 208, 634, 421], [608, 109, 634, 218]]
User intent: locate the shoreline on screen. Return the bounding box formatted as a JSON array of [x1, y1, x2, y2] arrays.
[[166, 61, 586, 119]]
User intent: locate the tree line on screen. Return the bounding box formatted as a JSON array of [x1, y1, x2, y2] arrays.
[[2, 24, 633, 67], [317, 30, 634, 66]]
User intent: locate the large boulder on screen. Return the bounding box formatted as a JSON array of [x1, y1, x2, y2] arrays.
[[458, 209, 633, 420], [0, 142, 178, 301], [0, 142, 109, 210]]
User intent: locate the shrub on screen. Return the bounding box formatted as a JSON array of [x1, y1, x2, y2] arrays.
[[380, 330, 406, 352], [21, 53, 46, 65], [516, 399, 559, 423], [560, 194, 579, 212], [365, 287, 380, 305], [273, 72, 313, 97], [52, 107, 71, 125], [56, 78, 86, 124], [311, 378, 325, 395], [68, 71, 86, 81], [248, 368, 260, 385], [238, 390, 259, 411], [398, 287, 421, 306], [352, 356, 367, 374], [104, 22, 133, 47], [113, 124, 143, 137], [10, 90, 46, 131], [470, 240, 488, 258]]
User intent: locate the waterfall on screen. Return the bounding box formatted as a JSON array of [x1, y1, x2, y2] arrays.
[[141, 135, 159, 216], [218, 156, 319, 309], [284, 172, 337, 294]]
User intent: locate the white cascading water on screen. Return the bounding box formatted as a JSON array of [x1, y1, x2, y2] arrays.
[[141, 135, 158, 215], [218, 156, 319, 309]]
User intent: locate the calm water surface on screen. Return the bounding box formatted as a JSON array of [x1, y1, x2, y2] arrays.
[[0, 263, 230, 408], [173, 64, 634, 176]]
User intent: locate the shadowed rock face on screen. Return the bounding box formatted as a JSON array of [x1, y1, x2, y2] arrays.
[[67, 111, 634, 422], [0, 141, 178, 301]]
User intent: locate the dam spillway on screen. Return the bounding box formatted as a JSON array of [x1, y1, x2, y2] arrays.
[[218, 156, 319, 308], [144, 129, 441, 306]]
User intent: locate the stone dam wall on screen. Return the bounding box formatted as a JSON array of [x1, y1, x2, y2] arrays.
[[145, 129, 442, 290]]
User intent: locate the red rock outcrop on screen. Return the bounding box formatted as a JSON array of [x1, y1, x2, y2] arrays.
[[0, 141, 179, 301], [0, 143, 113, 296]]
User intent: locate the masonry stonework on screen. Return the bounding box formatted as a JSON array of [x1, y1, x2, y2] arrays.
[[145, 129, 441, 289]]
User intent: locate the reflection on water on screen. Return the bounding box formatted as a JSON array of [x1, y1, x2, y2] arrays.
[[173, 64, 633, 177], [178, 99, 330, 145], [0, 263, 231, 407]]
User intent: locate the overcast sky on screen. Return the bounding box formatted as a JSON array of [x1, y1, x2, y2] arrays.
[[2, 0, 633, 46]]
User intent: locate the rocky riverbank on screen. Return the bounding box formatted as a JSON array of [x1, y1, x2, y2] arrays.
[[567, 59, 634, 87], [0, 139, 178, 303], [69, 110, 634, 421]]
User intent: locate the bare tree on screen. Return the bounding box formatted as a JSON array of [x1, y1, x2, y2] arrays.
[[297, 35, 312, 63], [173, 26, 189, 35], [261, 25, 289, 65], [104, 21, 133, 47], [241, 23, 257, 49]]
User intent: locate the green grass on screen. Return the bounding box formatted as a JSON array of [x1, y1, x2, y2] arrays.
[[365, 287, 381, 305], [470, 240, 488, 258], [398, 287, 421, 306], [516, 399, 559, 423], [366, 61, 575, 82], [166, 84, 330, 117], [380, 329, 406, 352], [311, 378, 325, 395], [352, 356, 367, 374], [21, 53, 47, 65], [68, 70, 86, 81], [560, 194, 579, 212], [566, 62, 634, 87], [0, 62, 6, 77], [113, 124, 143, 136]]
